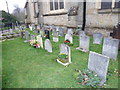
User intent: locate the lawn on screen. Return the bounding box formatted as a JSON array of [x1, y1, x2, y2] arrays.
[[2, 34, 120, 88]]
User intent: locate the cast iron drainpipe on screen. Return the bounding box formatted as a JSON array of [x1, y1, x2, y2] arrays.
[[82, 0, 86, 31]]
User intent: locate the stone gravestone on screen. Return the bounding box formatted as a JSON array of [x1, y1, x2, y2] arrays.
[[76, 35, 90, 52], [102, 37, 119, 60], [88, 51, 110, 86], [52, 27, 56, 36], [53, 30, 59, 42], [45, 30, 50, 39], [24, 31, 29, 42], [44, 39, 52, 53], [36, 35, 43, 48], [65, 34, 73, 43], [40, 27, 45, 37], [79, 31, 86, 37], [57, 44, 71, 66], [58, 27, 64, 36], [67, 28, 73, 35], [93, 33, 102, 44]]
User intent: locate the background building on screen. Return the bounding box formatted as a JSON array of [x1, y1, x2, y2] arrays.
[[24, 0, 120, 36]]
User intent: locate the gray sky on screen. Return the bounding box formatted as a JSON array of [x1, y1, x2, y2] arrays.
[[0, 0, 26, 13]]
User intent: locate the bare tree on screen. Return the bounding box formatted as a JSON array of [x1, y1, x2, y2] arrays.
[[12, 4, 25, 23]]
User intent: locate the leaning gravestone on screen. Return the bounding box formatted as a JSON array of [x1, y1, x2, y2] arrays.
[[102, 37, 119, 60], [44, 39, 52, 53], [88, 51, 110, 86], [24, 31, 29, 42], [57, 44, 71, 66], [53, 30, 59, 42], [93, 33, 102, 44], [58, 27, 64, 36], [67, 28, 73, 35], [76, 35, 90, 52], [65, 34, 73, 43], [36, 35, 43, 48]]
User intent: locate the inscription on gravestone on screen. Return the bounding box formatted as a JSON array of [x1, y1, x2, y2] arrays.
[[45, 39, 52, 53], [58, 27, 64, 36], [93, 33, 102, 44], [53, 30, 59, 42], [102, 37, 119, 60], [88, 51, 109, 86], [76, 35, 90, 52]]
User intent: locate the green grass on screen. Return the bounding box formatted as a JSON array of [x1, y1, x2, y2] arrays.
[[2, 34, 120, 88]]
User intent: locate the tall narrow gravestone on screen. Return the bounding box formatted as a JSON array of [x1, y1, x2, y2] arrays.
[[57, 44, 71, 66], [65, 34, 73, 43], [93, 33, 102, 44], [44, 39, 52, 53], [36, 35, 43, 48], [102, 37, 119, 60], [58, 27, 64, 36], [24, 31, 29, 42], [88, 51, 110, 86], [76, 35, 90, 52], [53, 30, 59, 42]]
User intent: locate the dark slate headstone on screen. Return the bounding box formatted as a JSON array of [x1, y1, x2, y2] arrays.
[[45, 30, 50, 39]]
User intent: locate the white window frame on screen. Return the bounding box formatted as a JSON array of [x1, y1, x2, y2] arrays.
[[49, 0, 66, 14], [96, 0, 117, 9]]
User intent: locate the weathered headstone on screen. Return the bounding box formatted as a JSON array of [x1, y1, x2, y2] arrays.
[[40, 27, 45, 37], [65, 34, 73, 43], [58, 27, 64, 36], [53, 30, 59, 42], [24, 31, 29, 42], [36, 35, 43, 48], [57, 44, 71, 66], [88, 51, 110, 86], [44, 39, 52, 53], [52, 27, 56, 35], [102, 37, 119, 60], [93, 33, 102, 44], [67, 28, 73, 35], [79, 31, 86, 37], [45, 30, 50, 39], [76, 35, 90, 52]]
